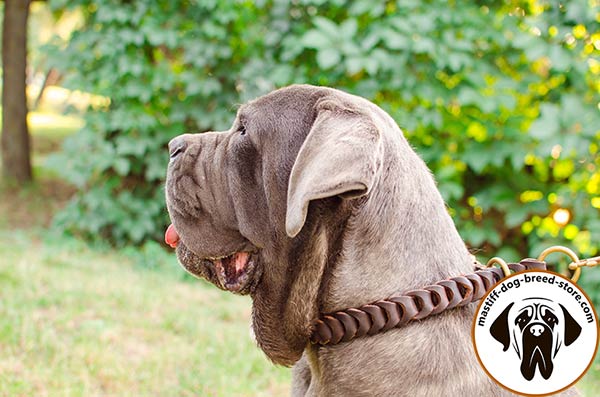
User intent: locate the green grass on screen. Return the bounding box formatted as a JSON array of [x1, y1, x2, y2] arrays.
[[0, 228, 291, 397]]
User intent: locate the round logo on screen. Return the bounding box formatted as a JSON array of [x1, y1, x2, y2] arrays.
[[472, 270, 599, 396]]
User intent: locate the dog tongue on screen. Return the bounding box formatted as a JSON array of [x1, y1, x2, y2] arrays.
[[165, 224, 179, 248], [234, 252, 250, 273]]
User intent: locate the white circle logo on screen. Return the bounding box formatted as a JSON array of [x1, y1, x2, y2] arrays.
[[472, 270, 599, 396]]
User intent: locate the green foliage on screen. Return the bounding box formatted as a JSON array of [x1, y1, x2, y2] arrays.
[[48, 0, 599, 275], [46, 0, 272, 243]]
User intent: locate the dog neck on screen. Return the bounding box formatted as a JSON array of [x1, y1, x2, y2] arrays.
[[321, 134, 474, 313]]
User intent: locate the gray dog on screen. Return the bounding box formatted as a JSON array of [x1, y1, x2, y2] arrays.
[[165, 85, 578, 396]]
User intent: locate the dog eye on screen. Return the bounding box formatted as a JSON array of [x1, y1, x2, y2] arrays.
[[515, 310, 531, 325], [543, 313, 558, 324], [238, 124, 247, 136]]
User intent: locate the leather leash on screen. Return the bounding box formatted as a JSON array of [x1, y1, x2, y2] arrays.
[[310, 258, 547, 346]]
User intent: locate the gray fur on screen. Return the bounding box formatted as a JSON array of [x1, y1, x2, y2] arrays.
[[165, 85, 578, 396]]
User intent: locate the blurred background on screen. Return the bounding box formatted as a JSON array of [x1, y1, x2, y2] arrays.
[[0, 0, 599, 396]]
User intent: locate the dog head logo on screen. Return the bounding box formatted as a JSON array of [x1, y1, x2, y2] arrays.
[[490, 298, 582, 381], [473, 271, 598, 395]]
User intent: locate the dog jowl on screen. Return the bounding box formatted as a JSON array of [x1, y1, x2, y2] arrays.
[[490, 297, 582, 381]]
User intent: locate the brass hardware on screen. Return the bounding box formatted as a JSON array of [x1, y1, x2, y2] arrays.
[[538, 246, 582, 282], [568, 256, 600, 270], [486, 257, 511, 278]]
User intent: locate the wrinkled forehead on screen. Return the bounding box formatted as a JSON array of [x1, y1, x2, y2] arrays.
[[513, 298, 558, 318], [240, 85, 330, 121], [234, 87, 326, 140]]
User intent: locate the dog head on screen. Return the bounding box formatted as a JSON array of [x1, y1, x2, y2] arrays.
[[165, 85, 388, 365], [490, 298, 582, 380]]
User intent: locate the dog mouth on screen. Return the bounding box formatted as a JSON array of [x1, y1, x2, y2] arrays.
[[520, 323, 554, 380], [210, 251, 258, 293], [165, 224, 261, 295]]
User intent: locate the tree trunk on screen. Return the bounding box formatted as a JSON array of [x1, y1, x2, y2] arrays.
[[1, 0, 33, 183]]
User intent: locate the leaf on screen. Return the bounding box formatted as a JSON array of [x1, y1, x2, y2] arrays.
[[364, 57, 379, 75], [509, 147, 528, 170], [439, 181, 464, 202], [381, 29, 410, 50], [463, 150, 490, 173], [302, 29, 331, 49], [505, 206, 530, 228], [340, 19, 358, 38], [457, 87, 481, 106], [361, 33, 380, 51], [413, 37, 436, 54], [349, 0, 373, 16], [113, 157, 131, 176], [465, 226, 487, 247], [312, 16, 339, 37], [524, 40, 548, 61], [345, 57, 363, 74], [447, 53, 463, 72], [529, 103, 560, 139], [549, 45, 571, 71], [349, 0, 384, 17], [495, 246, 521, 263], [316, 48, 341, 69]]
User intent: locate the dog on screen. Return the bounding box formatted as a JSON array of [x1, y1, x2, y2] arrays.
[[490, 298, 582, 381], [165, 85, 578, 396]]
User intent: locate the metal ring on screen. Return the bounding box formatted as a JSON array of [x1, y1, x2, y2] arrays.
[[486, 257, 511, 278], [538, 246, 581, 283]]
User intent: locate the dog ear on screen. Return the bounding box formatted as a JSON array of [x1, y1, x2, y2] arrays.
[[490, 302, 514, 351], [285, 98, 382, 238], [559, 304, 582, 346]]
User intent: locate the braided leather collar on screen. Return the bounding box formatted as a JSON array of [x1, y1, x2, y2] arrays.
[[310, 258, 547, 346]]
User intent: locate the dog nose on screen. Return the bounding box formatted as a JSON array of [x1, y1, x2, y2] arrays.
[[530, 324, 544, 337], [169, 136, 187, 159]]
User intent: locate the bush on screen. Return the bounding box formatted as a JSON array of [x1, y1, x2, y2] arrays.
[[47, 0, 273, 243], [47, 0, 599, 272]]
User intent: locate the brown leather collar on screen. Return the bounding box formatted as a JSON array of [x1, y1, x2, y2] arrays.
[[309, 259, 547, 345]]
